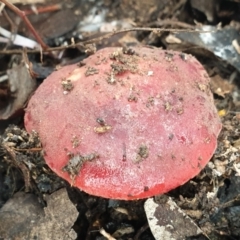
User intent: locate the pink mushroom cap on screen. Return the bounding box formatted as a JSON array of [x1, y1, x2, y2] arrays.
[[25, 47, 222, 199]]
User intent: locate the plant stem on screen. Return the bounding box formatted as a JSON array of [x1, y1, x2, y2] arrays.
[[0, 0, 48, 50]]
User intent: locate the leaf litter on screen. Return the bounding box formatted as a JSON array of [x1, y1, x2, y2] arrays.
[[0, 0, 240, 239]]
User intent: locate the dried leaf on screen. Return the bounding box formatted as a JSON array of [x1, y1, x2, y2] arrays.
[[0, 188, 78, 240], [144, 197, 203, 240], [0, 61, 36, 120]]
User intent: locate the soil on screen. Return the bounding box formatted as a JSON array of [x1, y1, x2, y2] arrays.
[[0, 0, 240, 240]]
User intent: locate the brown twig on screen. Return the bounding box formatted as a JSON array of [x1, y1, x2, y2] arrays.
[[23, 4, 61, 15], [13, 147, 42, 152], [147, 19, 196, 29], [2, 8, 17, 48], [0, 0, 48, 50], [3, 143, 32, 192], [81, 27, 213, 45], [0, 27, 215, 55], [133, 223, 149, 240]]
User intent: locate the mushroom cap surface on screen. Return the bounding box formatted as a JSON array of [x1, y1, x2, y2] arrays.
[[25, 47, 222, 199]]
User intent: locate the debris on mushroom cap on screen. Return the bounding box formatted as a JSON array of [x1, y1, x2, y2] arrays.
[[24, 46, 222, 200]]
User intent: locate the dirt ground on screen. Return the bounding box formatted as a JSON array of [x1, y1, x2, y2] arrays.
[[0, 0, 240, 239]]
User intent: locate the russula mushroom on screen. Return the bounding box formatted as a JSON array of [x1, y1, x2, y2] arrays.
[[24, 47, 222, 200]]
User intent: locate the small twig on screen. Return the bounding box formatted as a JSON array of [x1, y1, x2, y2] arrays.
[[22, 47, 39, 78], [0, 0, 48, 50], [2, 9, 17, 48], [9, 167, 17, 195], [133, 223, 149, 240], [3, 8, 16, 34], [13, 147, 42, 152], [99, 228, 116, 240], [0, 2, 5, 13], [81, 27, 213, 45], [148, 19, 196, 29], [23, 4, 61, 15], [3, 143, 32, 192], [218, 194, 240, 209], [0, 27, 215, 55]]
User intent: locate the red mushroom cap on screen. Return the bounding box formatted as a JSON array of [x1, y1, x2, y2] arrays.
[[25, 47, 222, 199]]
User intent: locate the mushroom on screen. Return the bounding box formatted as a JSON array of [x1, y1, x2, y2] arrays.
[[24, 47, 222, 200]]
